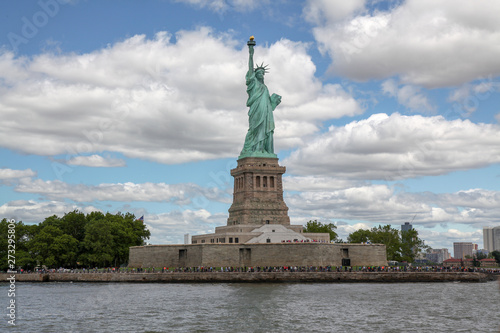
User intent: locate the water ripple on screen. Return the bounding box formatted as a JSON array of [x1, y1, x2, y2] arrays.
[[0, 281, 498, 332]]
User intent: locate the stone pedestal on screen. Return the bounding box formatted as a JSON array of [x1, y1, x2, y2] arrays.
[[227, 157, 290, 226]]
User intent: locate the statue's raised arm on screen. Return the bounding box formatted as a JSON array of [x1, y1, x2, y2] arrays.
[[239, 36, 281, 160], [248, 38, 254, 74]]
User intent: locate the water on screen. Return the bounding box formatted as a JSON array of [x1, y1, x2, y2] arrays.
[[1, 281, 499, 332]]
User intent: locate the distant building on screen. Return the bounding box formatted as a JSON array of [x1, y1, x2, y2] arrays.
[[443, 258, 498, 267], [414, 258, 429, 264], [479, 258, 498, 267], [453, 242, 473, 259], [443, 258, 467, 267], [401, 222, 413, 232], [425, 248, 450, 264], [476, 249, 489, 256], [483, 226, 500, 252], [426, 252, 438, 263], [184, 233, 191, 244]]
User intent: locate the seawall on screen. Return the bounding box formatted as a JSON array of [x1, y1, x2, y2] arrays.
[[1, 272, 497, 283], [129, 243, 388, 268]]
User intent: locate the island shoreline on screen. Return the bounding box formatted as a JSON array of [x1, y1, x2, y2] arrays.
[[1, 272, 497, 283]]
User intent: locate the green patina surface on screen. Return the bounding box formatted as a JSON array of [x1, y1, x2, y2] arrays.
[[239, 37, 281, 160]]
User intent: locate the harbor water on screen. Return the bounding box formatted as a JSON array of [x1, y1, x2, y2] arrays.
[[1, 281, 499, 332]]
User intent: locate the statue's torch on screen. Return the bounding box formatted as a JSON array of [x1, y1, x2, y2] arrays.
[[247, 36, 256, 47]]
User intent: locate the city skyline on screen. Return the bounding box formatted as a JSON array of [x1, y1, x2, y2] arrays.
[[483, 226, 500, 252], [1, 1, 500, 255]]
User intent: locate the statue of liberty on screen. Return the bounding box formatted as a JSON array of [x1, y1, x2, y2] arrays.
[[239, 36, 281, 159]]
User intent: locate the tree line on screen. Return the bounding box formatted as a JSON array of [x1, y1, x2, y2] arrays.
[[347, 225, 429, 262], [0, 210, 150, 271], [304, 220, 429, 262]]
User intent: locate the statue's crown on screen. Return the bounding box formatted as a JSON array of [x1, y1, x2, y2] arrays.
[[255, 62, 269, 73]]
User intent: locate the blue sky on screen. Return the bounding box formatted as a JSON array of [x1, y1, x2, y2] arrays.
[[1, 0, 500, 255]]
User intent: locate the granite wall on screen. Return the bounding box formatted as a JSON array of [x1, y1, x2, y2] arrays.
[[128, 243, 387, 268]]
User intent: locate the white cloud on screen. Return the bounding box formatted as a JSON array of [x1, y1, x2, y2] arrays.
[[336, 222, 372, 241], [287, 184, 414, 223], [5, 183, 498, 245], [418, 228, 484, 251], [442, 228, 481, 240], [310, 0, 500, 87], [279, 83, 363, 121], [286, 183, 500, 231], [174, 0, 270, 13], [145, 209, 227, 244], [0, 196, 222, 245], [0, 168, 36, 180], [0, 28, 361, 164], [382, 79, 434, 112], [381, 79, 397, 96], [0, 200, 99, 223], [284, 176, 365, 192], [66, 155, 126, 167], [396, 86, 433, 112], [285, 113, 500, 180], [0, 199, 227, 244], [13, 178, 231, 204], [303, 0, 366, 24], [448, 79, 498, 115]]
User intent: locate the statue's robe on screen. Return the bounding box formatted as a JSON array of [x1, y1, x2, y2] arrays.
[[241, 70, 275, 155]]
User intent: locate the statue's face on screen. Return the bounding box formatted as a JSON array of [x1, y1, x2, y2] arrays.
[[255, 69, 264, 80]]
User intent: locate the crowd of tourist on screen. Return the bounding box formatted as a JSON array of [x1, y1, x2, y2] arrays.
[[18, 265, 500, 274]]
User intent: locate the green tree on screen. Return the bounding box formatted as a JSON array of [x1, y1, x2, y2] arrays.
[[0, 219, 13, 271], [303, 220, 337, 241], [81, 212, 150, 267], [29, 223, 79, 268], [369, 225, 402, 261], [13, 221, 37, 270], [400, 229, 429, 262], [347, 229, 372, 243], [107, 212, 150, 266], [347, 224, 428, 262], [0, 219, 38, 271], [81, 217, 115, 267], [472, 256, 480, 267], [490, 251, 500, 265], [2, 211, 150, 269], [51, 234, 79, 267], [39, 215, 63, 230], [29, 224, 64, 267], [60, 210, 87, 243], [476, 252, 487, 260]]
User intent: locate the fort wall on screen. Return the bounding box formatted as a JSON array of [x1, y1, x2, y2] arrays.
[[128, 243, 387, 268]]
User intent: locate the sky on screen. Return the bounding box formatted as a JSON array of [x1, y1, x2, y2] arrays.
[[1, 0, 500, 256]]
